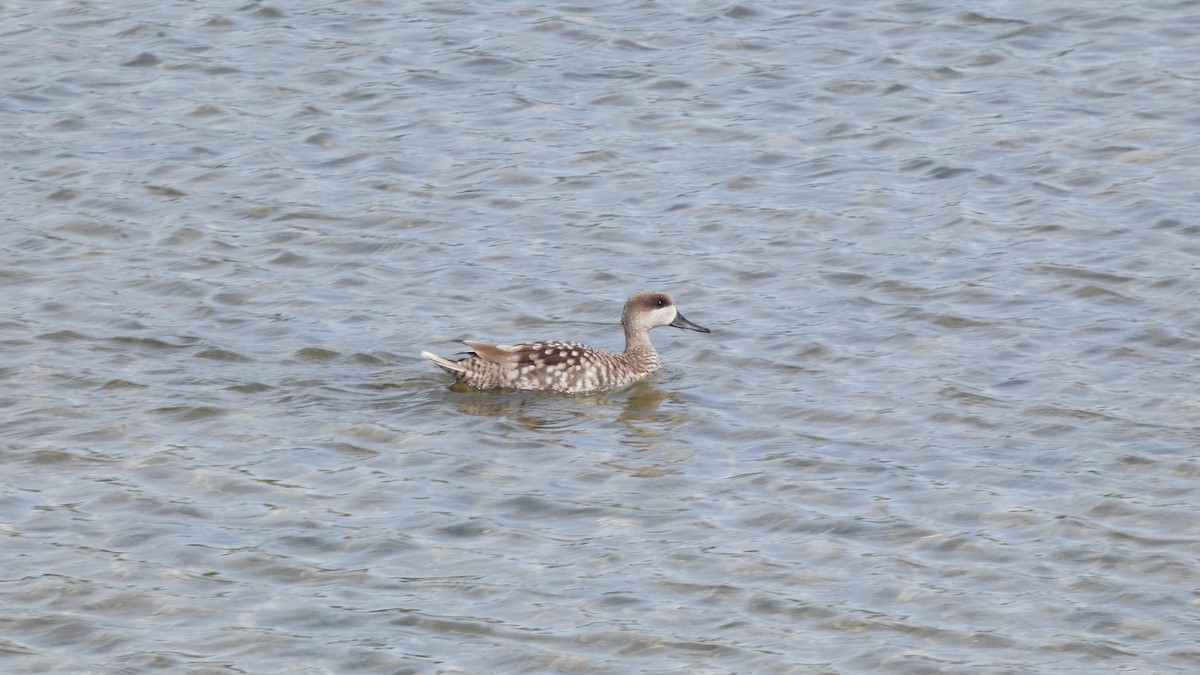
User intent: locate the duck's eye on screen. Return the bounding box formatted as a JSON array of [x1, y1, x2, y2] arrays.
[[654, 297, 667, 307]]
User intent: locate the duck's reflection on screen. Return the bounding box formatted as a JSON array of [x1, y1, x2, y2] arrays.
[[440, 380, 674, 431], [398, 376, 698, 477]]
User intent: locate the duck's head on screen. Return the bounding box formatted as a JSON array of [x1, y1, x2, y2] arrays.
[[623, 290, 710, 334]]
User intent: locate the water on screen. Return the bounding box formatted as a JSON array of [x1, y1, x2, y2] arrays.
[[3, 0, 1199, 672]]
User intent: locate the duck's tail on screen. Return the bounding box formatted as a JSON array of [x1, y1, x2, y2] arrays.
[[420, 351, 466, 374]]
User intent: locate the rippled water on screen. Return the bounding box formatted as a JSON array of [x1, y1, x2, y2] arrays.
[[3, 0, 1199, 672]]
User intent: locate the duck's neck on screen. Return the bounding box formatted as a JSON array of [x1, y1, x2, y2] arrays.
[[621, 328, 662, 376], [624, 328, 658, 358]]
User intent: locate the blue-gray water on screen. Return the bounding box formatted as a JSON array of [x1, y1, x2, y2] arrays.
[[3, 1, 1199, 672]]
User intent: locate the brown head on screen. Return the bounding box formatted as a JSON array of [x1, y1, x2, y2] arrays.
[[621, 291, 710, 346]]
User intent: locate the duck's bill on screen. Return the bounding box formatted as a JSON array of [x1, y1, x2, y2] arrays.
[[670, 312, 710, 333]]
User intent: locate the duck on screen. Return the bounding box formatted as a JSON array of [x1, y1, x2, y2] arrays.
[[421, 290, 710, 394]]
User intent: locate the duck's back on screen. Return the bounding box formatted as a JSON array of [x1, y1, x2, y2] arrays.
[[443, 340, 661, 393]]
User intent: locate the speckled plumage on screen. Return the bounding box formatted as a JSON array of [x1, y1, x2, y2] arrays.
[[421, 290, 710, 394]]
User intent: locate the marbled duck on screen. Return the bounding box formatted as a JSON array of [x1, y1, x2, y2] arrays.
[[421, 290, 709, 393]]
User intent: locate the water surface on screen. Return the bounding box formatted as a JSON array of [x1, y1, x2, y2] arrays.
[[3, 0, 1199, 672]]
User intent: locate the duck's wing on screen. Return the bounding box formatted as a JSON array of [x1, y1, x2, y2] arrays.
[[462, 340, 590, 368]]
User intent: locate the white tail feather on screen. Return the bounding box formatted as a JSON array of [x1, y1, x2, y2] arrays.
[[421, 351, 466, 374]]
